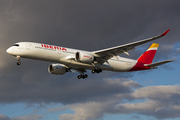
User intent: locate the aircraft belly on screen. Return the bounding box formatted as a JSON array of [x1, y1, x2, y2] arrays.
[[58, 57, 95, 69], [71, 61, 95, 69]]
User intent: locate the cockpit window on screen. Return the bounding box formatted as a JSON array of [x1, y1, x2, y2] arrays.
[[13, 44, 19, 47]]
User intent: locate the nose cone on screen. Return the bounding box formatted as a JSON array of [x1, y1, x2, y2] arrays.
[[6, 47, 13, 54], [6, 48, 10, 54]]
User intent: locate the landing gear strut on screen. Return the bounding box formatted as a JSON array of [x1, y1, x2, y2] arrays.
[[15, 56, 21, 66], [92, 68, 102, 74]]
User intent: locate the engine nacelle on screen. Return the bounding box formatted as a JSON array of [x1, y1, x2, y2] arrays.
[[75, 51, 94, 64], [48, 64, 67, 75]]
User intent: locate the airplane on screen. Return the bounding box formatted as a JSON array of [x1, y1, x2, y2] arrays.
[[6, 29, 173, 79]]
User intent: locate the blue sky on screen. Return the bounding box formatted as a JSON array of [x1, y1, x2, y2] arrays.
[[1, 1, 180, 120]]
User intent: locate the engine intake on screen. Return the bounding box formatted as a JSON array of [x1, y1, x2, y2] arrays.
[[48, 64, 67, 75], [75, 51, 94, 64]]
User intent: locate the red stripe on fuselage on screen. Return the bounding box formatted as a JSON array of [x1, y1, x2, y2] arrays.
[[129, 61, 151, 71]]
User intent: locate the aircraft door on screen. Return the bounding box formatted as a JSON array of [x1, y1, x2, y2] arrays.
[[57, 49, 61, 54], [26, 43, 32, 50]]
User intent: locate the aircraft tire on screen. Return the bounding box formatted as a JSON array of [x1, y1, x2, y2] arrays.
[[77, 75, 81, 79], [17, 62, 21, 66], [84, 74, 88, 78], [92, 69, 102, 74], [92, 70, 95, 74]]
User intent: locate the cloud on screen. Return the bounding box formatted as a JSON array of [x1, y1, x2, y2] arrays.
[[48, 106, 69, 113], [11, 115, 42, 120], [132, 85, 180, 99], [0, 114, 41, 120], [58, 102, 114, 120], [176, 48, 180, 53], [0, 76, 140, 104], [57, 84, 180, 120], [161, 45, 174, 51], [130, 115, 143, 120], [0, 114, 10, 120], [116, 85, 180, 119]]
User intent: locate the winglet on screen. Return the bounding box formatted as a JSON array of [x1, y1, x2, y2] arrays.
[[161, 29, 170, 36]]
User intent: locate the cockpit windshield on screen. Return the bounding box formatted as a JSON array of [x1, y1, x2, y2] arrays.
[[13, 44, 19, 47]]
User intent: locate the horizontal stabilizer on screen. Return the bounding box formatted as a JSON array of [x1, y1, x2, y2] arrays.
[[144, 60, 173, 67]]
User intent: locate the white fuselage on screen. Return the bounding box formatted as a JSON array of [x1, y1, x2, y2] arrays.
[[6, 29, 172, 79], [6, 42, 137, 72]]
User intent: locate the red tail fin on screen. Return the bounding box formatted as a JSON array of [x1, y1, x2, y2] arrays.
[[129, 43, 159, 71], [137, 43, 159, 64]]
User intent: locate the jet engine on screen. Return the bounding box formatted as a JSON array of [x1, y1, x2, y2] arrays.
[[75, 51, 94, 63], [48, 64, 67, 75]]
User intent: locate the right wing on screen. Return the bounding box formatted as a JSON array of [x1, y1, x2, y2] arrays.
[[92, 29, 170, 64]]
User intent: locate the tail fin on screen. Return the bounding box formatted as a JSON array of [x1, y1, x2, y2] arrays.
[[137, 43, 159, 64]]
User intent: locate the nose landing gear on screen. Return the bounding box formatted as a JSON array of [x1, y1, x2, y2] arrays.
[[15, 56, 21, 66], [17, 61, 21, 65]]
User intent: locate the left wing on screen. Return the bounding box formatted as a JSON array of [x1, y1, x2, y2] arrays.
[[92, 29, 170, 64]]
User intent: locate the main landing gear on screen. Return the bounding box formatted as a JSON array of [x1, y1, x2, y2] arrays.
[[91, 68, 102, 74], [77, 69, 88, 79], [77, 74, 88, 79], [77, 68, 102, 79], [15, 56, 21, 66]]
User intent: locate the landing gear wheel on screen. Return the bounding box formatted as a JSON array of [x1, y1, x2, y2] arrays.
[[80, 75, 83, 78], [78, 75, 81, 79], [77, 74, 88, 79], [92, 70, 95, 74], [92, 69, 102, 74], [84, 74, 88, 78], [17, 62, 21, 65]]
